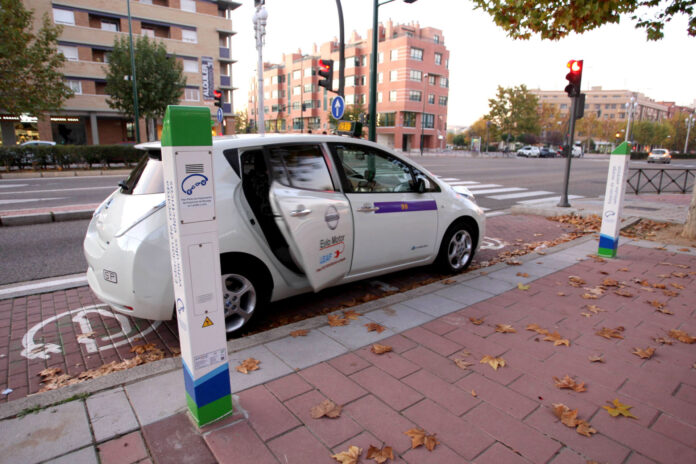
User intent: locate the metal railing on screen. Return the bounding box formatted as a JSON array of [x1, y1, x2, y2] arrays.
[[626, 167, 695, 194]]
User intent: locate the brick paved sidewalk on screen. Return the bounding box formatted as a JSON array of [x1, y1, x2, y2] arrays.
[[1, 239, 695, 464]]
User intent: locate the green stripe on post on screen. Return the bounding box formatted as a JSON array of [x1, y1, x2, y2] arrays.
[[597, 247, 617, 258], [611, 141, 631, 156], [186, 392, 233, 427], [161, 105, 213, 147]]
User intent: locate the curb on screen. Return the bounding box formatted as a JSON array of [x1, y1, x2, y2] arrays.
[[0, 169, 131, 179], [0, 209, 94, 227]]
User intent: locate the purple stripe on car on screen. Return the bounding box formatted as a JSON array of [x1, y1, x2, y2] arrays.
[[374, 200, 437, 213]]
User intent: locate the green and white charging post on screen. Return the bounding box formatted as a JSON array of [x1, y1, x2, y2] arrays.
[[160, 105, 232, 427], [598, 141, 631, 258]]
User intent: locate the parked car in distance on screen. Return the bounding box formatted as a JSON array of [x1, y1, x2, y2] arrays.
[[516, 146, 540, 158], [84, 134, 486, 334], [539, 147, 558, 158], [571, 144, 583, 158], [19, 140, 56, 167], [647, 148, 671, 164]]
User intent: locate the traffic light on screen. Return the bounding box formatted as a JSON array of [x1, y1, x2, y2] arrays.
[[317, 59, 334, 92], [564, 59, 583, 97], [213, 89, 223, 108]]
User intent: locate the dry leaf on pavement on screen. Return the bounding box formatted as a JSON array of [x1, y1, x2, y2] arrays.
[[332, 445, 362, 464], [632, 347, 656, 359], [657, 308, 674, 315], [588, 355, 605, 363], [647, 300, 666, 309], [552, 403, 597, 437], [371, 343, 392, 354], [668, 329, 696, 344], [652, 283, 666, 289], [441, 278, 457, 285], [454, 358, 473, 370], [366, 445, 394, 463], [553, 375, 587, 392], [469, 317, 485, 325], [526, 323, 549, 335], [568, 276, 586, 287], [544, 331, 570, 347], [365, 322, 386, 333], [602, 278, 619, 287], [614, 289, 634, 297], [618, 267, 629, 272], [576, 420, 597, 437], [404, 428, 439, 451], [290, 329, 308, 337], [596, 327, 625, 340], [670, 282, 685, 289], [557, 292, 566, 296], [603, 399, 638, 419], [480, 355, 506, 370], [495, 324, 517, 333], [516, 272, 529, 277], [517, 283, 530, 291], [328, 314, 349, 327], [343, 309, 361, 320], [652, 336, 672, 345], [76, 331, 96, 341], [663, 289, 679, 297], [672, 272, 688, 278], [581, 293, 598, 300], [311, 399, 342, 419], [471, 390, 477, 397], [236, 358, 260, 374], [586, 304, 606, 314]]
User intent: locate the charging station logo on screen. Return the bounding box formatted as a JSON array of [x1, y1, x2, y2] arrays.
[[181, 174, 208, 195]]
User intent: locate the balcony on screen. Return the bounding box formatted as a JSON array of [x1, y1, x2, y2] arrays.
[[222, 103, 232, 114], [219, 47, 230, 59], [220, 75, 231, 87]]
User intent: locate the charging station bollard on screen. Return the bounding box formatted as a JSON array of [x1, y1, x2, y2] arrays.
[[598, 141, 630, 258], [161, 105, 232, 427]]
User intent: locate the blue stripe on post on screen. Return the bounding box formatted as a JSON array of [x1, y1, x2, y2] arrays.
[[374, 200, 437, 214], [182, 361, 232, 409], [598, 233, 618, 251]]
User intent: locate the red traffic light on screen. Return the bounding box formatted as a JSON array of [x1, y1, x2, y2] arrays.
[[567, 60, 582, 73], [318, 60, 331, 72], [564, 59, 583, 97], [213, 89, 222, 99]]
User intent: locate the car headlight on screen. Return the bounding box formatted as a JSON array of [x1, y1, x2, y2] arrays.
[[452, 185, 476, 202]]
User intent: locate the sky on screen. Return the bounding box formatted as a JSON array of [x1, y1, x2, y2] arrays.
[[231, 0, 696, 127]]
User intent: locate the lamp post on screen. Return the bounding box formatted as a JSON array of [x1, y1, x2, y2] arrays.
[[624, 96, 637, 143], [419, 73, 428, 156], [253, 3, 268, 135], [126, 0, 140, 143]]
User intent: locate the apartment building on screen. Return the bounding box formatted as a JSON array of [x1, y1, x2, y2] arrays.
[[1, 0, 240, 146], [248, 21, 450, 152]]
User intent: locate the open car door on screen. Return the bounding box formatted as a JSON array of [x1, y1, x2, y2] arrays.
[[267, 144, 353, 292]]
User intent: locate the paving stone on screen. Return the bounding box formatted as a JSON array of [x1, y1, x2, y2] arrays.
[[622, 451, 660, 463], [443, 327, 507, 358], [675, 382, 696, 405], [650, 413, 696, 448], [0, 399, 92, 463], [472, 442, 531, 464], [462, 276, 518, 294], [361, 303, 433, 333], [86, 387, 139, 442], [400, 293, 463, 317], [97, 431, 148, 464], [546, 447, 586, 464], [332, 430, 408, 464], [44, 447, 98, 464], [401, 346, 468, 384], [227, 345, 294, 394], [265, 329, 347, 369], [350, 366, 422, 411], [319, 313, 394, 349], [403, 442, 468, 464], [434, 285, 495, 306], [343, 394, 417, 454], [376, 333, 418, 353], [402, 369, 480, 416], [328, 352, 371, 376], [455, 373, 537, 419], [265, 373, 314, 402], [402, 399, 494, 461], [204, 421, 279, 464], [354, 346, 420, 379], [142, 412, 216, 464], [284, 389, 363, 448], [401, 326, 463, 356], [126, 370, 186, 426], [619, 378, 696, 425], [299, 362, 367, 405], [267, 426, 334, 464], [421, 317, 462, 335], [237, 385, 300, 441]]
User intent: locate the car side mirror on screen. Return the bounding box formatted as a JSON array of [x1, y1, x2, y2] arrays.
[[415, 177, 426, 193]]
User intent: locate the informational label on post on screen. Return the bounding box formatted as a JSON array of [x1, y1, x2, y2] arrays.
[[598, 142, 630, 258]]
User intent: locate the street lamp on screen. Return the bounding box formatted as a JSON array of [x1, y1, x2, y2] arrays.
[[126, 0, 140, 143], [685, 113, 695, 154], [368, 0, 418, 142], [253, 2, 268, 135], [419, 73, 428, 156], [624, 96, 637, 143]]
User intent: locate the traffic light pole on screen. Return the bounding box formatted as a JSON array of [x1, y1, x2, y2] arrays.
[[558, 96, 578, 208]]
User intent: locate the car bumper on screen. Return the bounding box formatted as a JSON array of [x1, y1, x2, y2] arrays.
[[648, 156, 670, 163]]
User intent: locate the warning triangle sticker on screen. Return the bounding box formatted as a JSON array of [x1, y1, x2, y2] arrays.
[[202, 316, 214, 328]]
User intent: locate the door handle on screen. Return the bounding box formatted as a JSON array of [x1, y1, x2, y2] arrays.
[[357, 206, 379, 213], [289, 208, 311, 217]]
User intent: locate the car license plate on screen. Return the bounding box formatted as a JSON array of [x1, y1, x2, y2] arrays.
[[103, 269, 118, 284]]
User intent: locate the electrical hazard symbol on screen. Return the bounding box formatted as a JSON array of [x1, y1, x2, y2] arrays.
[[202, 316, 214, 328]]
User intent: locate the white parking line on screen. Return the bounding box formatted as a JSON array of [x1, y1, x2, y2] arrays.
[[485, 211, 509, 217], [487, 190, 554, 200], [518, 195, 584, 204], [439, 177, 461, 181], [0, 274, 87, 300], [0, 184, 29, 188], [0, 186, 116, 195], [0, 197, 64, 205], [469, 187, 526, 195], [463, 184, 501, 191], [447, 181, 479, 185]]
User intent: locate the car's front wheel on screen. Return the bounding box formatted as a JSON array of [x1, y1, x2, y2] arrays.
[[220, 257, 270, 333], [437, 221, 476, 273]]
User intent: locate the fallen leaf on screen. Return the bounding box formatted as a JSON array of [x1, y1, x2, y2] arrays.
[[652, 337, 672, 345], [670, 282, 685, 289], [130, 343, 157, 354], [290, 329, 308, 337], [328, 314, 349, 327], [576, 419, 597, 437], [471, 389, 477, 397], [441, 278, 457, 285], [652, 283, 666, 289], [332, 445, 362, 464], [602, 278, 619, 287], [588, 355, 605, 363], [365, 322, 386, 333], [366, 445, 394, 464], [553, 375, 587, 392], [343, 309, 361, 320], [517, 272, 530, 278], [76, 331, 96, 341], [404, 428, 439, 451], [603, 399, 638, 419], [586, 305, 606, 314], [526, 323, 549, 335], [423, 434, 440, 451], [480, 355, 506, 370], [507, 259, 522, 265], [632, 347, 656, 359], [596, 327, 625, 340], [236, 358, 260, 374], [663, 290, 679, 297], [657, 308, 674, 315], [678, 247, 691, 252], [454, 358, 473, 369], [517, 283, 530, 291], [647, 300, 666, 310], [581, 312, 592, 318], [311, 399, 342, 419], [371, 343, 392, 354], [672, 272, 687, 278], [614, 289, 633, 297], [552, 403, 580, 427], [581, 293, 598, 300], [495, 324, 517, 333], [618, 267, 629, 272], [568, 276, 586, 287], [668, 329, 696, 344], [557, 292, 566, 296], [544, 331, 570, 347], [469, 317, 484, 325]]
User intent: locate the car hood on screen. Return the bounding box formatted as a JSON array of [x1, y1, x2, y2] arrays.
[[93, 190, 165, 243]]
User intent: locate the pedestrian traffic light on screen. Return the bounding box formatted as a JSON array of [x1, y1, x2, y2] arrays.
[[564, 59, 583, 97], [317, 59, 334, 92], [615, 132, 621, 139], [213, 89, 223, 108]]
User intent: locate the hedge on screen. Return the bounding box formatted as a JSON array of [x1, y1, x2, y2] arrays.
[[629, 152, 696, 160], [0, 144, 142, 170]]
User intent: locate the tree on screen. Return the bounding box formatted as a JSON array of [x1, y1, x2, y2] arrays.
[[0, 0, 72, 116], [234, 109, 255, 133], [105, 36, 185, 141], [486, 85, 540, 142], [470, 0, 695, 41], [632, 120, 673, 148]]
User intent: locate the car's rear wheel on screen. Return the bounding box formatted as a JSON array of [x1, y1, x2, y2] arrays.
[[437, 220, 476, 273], [220, 257, 271, 333]]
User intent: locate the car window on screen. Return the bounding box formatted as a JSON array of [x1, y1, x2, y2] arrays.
[[267, 144, 335, 192], [653, 149, 666, 154], [330, 143, 417, 193], [121, 151, 164, 195]]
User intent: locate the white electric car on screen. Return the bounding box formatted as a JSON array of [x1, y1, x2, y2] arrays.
[[84, 134, 485, 333]]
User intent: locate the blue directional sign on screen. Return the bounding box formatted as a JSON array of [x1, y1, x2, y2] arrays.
[[331, 96, 345, 120], [216, 107, 224, 123]]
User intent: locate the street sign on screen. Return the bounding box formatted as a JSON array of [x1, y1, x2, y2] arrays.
[[331, 96, 345, 120], [217, 107, 223, 123]]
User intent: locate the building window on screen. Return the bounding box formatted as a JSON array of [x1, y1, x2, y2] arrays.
[[66, 79, 82, 95], [58, 45, 79, 61], [183, 58, 198, 73], [378, 112, 395, 127], [605, 104, 611, 109], [345, 58, 354, 69], [434, 53, 442, 65], [293, 86, 301, 96], [292, 118, 303, 130], [390, 49, 398, 61], [439, 96, 448, 106], [141, 27, 155, 38], [560, 104, 568, 109], [304, 67, 313, 77], [271, 90, 278, 98], [409, 70, 422, 81], [356, 94, 365, 105], [378, 72, 383, 84], [100, 19, 120, 32], [345, 94, 355, 104], [428, 93, 434, 104], [403, 112, 417, 127], [378, 92, 382, 103], [409, 90, 422, 102], [181, 0, 196, 12], [378, 52, 384, 63], [410, 47, 423, 61], [92, 49, 109, 63], [53, 8, 75, 25], [434, 34, 440, 44], [390, 70, 398, 81], [182, 29, 197, 43], [292, 101, 300, 110], [271, 75, 279, 84], [184, 87, 200, 101], [619, 112, 626, 119], [422, 113, 434, 128], [293, 70, 301, 80], [345, 75, 355, 87], [429, 75, 436, 85], [389, 90, 397, 102], [440, 77, 448, 88], [303, 83, 315, 93]]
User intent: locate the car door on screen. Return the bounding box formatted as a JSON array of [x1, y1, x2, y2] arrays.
[[328, 142, 439, 276], [266, 143, 353, 292]]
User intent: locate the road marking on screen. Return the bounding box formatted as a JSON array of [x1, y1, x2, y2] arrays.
[[0, 275, 87, 300], [447, 181, 479, 185], [462, 184, 501, 191], [0, 197, 64, 205], [439, 177, 460, 181], [469, 187, 526, 195], [518, 195, 584, 205], [480, 237, 507, 249], [485, 211, 509, 218], [0, 186, 116, 195], [0, 184, 28, 188], [487, 190, 554, 200]]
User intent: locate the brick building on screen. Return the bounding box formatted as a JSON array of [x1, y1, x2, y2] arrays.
[[1, 0, 240, 146], [248, 21, 450, 152]]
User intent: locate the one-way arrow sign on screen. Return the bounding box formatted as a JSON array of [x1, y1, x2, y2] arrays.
[[331, 96, 345, 120]]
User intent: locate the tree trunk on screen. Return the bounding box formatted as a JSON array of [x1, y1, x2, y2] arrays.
[[682, 187, 696, 239]]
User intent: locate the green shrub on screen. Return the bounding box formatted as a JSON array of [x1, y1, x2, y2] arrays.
[[0, 144, 140, 170]]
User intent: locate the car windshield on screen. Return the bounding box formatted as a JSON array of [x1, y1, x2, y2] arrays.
[[120, 151, 164, 195], [652, 149, 666, 154]]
